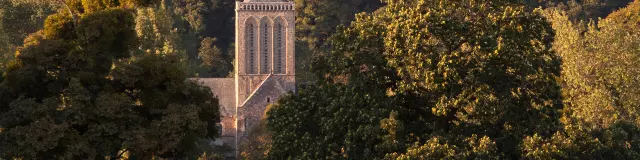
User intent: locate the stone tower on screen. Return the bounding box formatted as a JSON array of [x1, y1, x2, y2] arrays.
[[234, 0, 296, 156], [193, 0, 294, 158]]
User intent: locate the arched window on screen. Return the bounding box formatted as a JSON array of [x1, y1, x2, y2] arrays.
[[246, 19, 258, 74], [273, 18, 286, 74], [260, 18, 272, 74]]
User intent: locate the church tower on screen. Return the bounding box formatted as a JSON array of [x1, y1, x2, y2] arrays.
[[235, 0, 295, 155]]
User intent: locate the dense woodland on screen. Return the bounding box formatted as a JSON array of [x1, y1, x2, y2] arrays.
[[0, 0, 639, 159]]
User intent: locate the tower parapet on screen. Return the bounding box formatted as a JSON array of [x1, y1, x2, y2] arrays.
[[237, 2, 295, 11]]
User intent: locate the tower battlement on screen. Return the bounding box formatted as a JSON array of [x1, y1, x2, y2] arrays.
[[236, 2, 295, 11]]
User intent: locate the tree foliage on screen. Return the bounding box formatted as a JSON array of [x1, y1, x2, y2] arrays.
[[0, 0, 220, 159], [294, 0, 384, 49], [268, 0, 640, 159], [135, 4, 184, 57], [519, 2, 640, 159], [197, 37, 232, 77], [0, 0, 58, 74], [268, 0, 564, 159], [0, 0, 57, 47], [168, 0, 236, 78], [524, 0, 634, 22], [0, 17, 12, 75]]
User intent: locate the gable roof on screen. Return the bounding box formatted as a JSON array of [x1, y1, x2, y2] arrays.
[[191, 78, 236, 117], [240, 74, 286, 108]]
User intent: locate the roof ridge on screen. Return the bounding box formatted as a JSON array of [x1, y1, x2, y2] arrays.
[[239, 74, 274, 107]]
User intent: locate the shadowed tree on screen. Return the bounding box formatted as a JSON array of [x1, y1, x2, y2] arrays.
[[197, 37, 232, 77], [0, 0, 220, 159]]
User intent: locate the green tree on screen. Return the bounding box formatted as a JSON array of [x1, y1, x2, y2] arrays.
[[0, 15, 12, 75], [168, 0, 207, 60], [197, 37, 232, 77], [293, 0, 385, 83], [0, 0, 58, 74], [0, 0, 58, 47], [268, 7, 403, 157], [135, 3, 185, 58], [524, 0, 634, 22], [268, 0, 564, 159], [294, 0, 384, 49], [0, 0, 220, 159], [167, 0, 236, 77], [520, 2, 640, 159]]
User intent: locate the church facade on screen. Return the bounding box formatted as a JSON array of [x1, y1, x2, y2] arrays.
[[193, 0, 296, 157]]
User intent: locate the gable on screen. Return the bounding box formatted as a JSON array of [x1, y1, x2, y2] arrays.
[[238, 75, 291, 136], [240, 75, 286, 108]]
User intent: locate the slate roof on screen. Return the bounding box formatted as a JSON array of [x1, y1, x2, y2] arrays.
[[191, 78, 237, 137], [240, 74, 286, 108], [193, 78, 236, 116]]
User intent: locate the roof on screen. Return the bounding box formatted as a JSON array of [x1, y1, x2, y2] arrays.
[[240, 74, 286, 108], [191, 78, 236, 117]]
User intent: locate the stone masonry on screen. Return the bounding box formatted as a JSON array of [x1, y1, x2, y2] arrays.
[[192, 0, 295, 158]]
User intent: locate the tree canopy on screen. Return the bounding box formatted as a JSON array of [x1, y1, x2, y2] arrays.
[[0, 0, 220, 159], [294, 0, 384, 49], [2, 0, 640, 159], [519, 2, 640, 159], [268, 0, 566, 159], [266, 0, 640, 159]]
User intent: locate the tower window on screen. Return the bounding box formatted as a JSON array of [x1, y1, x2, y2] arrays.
[[274, 20, 286, 74], [246, 23, 257, 74], [260, 19, 271, 74]]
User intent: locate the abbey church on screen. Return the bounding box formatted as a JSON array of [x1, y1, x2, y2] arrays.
[[193, 0, 296, 157]]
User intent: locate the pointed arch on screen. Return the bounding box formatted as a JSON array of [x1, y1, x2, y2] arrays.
[[259, 17, 272, 74], [273, 16, 287, 74], [245, 17, 258, 74]]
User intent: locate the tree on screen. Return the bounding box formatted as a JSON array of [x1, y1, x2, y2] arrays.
[[163, 0, 236, 78], [383, 0, 562, 138], [294, 0, 384, 49], [0, 0, 58, 75], [268, 6, 403, 157], [0, 15, 12, 75], [268, 84, 401, 159], [519, 2, 640, 159], [197, 37, 232, 77], [267, 0, 564, 159], [0, 0, 220, 159], [135, 3, 185, 58], [293, 0, 385, 83], [0, 0, 58, 47], [524, 0, 634, 22]]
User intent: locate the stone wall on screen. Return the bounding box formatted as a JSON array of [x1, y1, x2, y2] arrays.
[[234, 0, 296, 157], [191, 78, 237, 151]]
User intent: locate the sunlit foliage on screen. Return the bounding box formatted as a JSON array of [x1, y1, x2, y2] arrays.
[[518, 2, 640, 159], [268, 0, 564, 159], [135, 4, 185, 57]]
